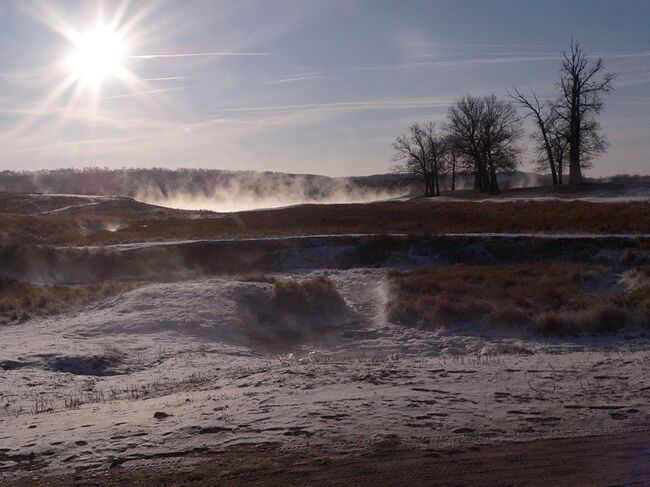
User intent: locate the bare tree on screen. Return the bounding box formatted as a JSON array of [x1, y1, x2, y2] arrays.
[[443, 134, 462, 191], [447, 95, 487, 192], [424, 122, 446, 196], [392, 123, 446, 197], [482, 95, 523, 193], [532, 114, 568, 184], [555, 38, 614, 185], [447, 95, 522, 194], [532, 108, 607, 185], [510, 88, 559, 185]]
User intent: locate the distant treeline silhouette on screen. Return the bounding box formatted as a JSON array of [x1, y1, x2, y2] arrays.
[[0, 167, 413, 200]]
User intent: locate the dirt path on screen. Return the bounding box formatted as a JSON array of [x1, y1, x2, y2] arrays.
[[11, 431, 650, 486]]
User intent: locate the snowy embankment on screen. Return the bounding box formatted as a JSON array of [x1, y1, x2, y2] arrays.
[[2, 268, 650, 481]]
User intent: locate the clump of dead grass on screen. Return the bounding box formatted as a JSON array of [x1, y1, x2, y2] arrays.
[[387, 263, 642, 336], [535, 304, 630, 336], [626, 285, 650, 327], [272, 275, 348, 317], [0, 274, 144, 324]]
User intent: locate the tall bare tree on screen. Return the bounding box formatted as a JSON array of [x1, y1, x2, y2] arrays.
[[532, 108, 607, 185], [447, 95, 487, 192], [555, 38, 614, 184], [510, 88, 559, 185]]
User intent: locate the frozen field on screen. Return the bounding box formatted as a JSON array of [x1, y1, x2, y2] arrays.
[[1, 190, 649, 484], [3, 268, 650, 482]]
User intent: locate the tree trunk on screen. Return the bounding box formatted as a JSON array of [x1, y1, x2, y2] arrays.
[[568, 127, 583, 185], [541, 131, 558, 185], [487, 159, 500, 194], [432, 160, 439, 196], [480, 161, 490, 193], [451, 161, 456, 191], [568, 93, 583, 185]]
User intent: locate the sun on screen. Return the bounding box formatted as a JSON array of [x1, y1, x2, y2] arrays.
[[16, 2, 152, 132], [66, 25, 128, 87]]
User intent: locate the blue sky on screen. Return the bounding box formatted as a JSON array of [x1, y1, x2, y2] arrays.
[[0, 0, 649, 176]]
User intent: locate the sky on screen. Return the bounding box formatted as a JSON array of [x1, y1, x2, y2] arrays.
[[0, 0, 649, 177]]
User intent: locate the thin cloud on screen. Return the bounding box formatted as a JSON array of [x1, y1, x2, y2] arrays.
[[357, 54, 564, 72], [144, 76, 188, 82], [214, 98, 453, 115], [358, 50, 650, 73], [267, 72, 332, 84], [602, 51, 650, 60], [104, 86, 190, 100], [129, 52, 271, 59], [409, 42, 566, 50]]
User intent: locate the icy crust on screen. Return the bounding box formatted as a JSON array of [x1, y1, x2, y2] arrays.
[[2, 270, 650, 481]]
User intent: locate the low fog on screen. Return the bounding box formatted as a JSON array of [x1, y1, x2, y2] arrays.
[[0, 168, 560, 212], [134, 173, 407, 212], [0, 168, 413, 212]]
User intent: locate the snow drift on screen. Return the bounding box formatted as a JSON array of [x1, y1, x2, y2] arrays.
[[68, 276, 355, 348]]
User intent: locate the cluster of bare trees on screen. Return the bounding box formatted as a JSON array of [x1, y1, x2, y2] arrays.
[[394, 39, 614, 195], [511, 38, 613, 186], [392, 122, 445, 197], [393, 95, 522, 195]]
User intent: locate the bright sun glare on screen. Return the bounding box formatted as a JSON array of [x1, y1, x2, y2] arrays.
[[20, 3, 149, 130], [66, 26, 127, 86]]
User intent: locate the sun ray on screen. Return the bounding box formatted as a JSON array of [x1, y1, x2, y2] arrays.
[[14, 0, 156, 137]]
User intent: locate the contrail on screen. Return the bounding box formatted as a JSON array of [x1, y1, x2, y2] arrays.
[[129, 52, 270, 59]]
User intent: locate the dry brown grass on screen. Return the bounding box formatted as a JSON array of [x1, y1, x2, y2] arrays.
[[386, 263, 645, 335], [0, 274, 144, 324], [1, 200, 649, 246], [626, 285, 650, 327]]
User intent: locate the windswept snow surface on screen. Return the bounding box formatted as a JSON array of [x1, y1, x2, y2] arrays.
[[2, 270, 650, 481]]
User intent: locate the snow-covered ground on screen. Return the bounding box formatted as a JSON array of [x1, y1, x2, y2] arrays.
[[437, 195, 650, 203], [2, 268, 650, 481]]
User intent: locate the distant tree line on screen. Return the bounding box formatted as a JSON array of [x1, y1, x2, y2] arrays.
[[393, 38, 614, 195], [0, 167, 414, 199]]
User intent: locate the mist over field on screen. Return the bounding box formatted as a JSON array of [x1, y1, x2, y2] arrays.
[[0, 168, 559, 211], [132, 172, 407, 212], [0, 168, 415, 211]]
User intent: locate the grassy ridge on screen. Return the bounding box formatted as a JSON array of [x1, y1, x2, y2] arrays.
[[0, 275, 144, 324], [387, 263, 650, 335], [1, 200, 649, 246]]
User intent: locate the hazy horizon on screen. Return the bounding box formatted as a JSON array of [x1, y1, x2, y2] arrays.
[[1, 0, 649, 177]]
